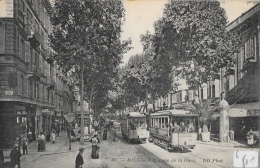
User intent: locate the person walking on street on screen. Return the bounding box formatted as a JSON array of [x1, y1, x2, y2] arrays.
[[10, 144, 21, 168], [21, 133, 29, 155], [75, 147, 84, 168], [51, 128, 56, 144], [37, 132, 45, 152], [90, 133, 100, 159], [113, 126, 117, 141]]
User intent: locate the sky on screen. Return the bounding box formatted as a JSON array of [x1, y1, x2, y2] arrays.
[[120, 0, 258, 64]]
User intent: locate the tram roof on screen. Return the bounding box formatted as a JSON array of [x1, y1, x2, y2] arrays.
[[126, 112, 146, 118], [151, 109, 197, 116]]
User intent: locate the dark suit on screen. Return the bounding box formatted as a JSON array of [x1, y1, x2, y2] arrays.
[[10, 148, 21, 168], [75, 153, 84, 168]]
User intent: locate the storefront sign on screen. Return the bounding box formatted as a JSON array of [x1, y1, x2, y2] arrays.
[[229, 109, 259, 117], [5, 91, 13, 95], [229, 109, 247, 117]]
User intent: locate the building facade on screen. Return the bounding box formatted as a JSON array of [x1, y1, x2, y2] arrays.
[[0, 0, 77, 149], [222, 3, 259, 141]]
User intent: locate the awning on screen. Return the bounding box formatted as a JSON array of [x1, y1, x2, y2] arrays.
[[229, 102, 259, 117]]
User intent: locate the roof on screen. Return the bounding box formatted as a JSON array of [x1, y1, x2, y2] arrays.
[[151, 109, 197, 117], [226, 3, 260, 31], [127, 112, 146, 118]]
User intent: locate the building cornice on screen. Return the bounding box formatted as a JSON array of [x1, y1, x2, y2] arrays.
[[0, 97, 55, 108], [226, 3, 260, 31]]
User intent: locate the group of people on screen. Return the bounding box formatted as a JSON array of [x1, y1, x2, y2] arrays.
[[75, 133, 101, 168], [170, 122, 195, 133], [75, 124, 112, 168]]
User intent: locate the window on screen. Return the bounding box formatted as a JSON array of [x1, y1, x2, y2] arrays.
[[20, 38, 25, 60], [244, 35, 257, 62], [200, 88, 203, 100], [27, 9, 33, 24], [212, 85, 215, 98], [36, 83, 40, 99], [21, 74, 24, 94], [35, 51, 39, 67], [18, 0, 25, 23], [42, 85, 45, 102], [162, 118, 165, 129]]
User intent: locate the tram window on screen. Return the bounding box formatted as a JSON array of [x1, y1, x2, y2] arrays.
[[155, 118, 159, 128], [162, 118, 165, 129], [159, 118, 161, 128], [165, 118, 168, 127]]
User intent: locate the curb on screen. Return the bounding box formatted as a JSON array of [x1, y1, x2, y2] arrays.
[[196, 141, 236, 147]]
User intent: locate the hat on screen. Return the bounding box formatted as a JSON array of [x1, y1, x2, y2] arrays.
[[79, 147, 85, 151]]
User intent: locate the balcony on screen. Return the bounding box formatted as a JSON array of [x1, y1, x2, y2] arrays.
[[26, 66, 42, 79], [47, 78, 55, 90], [242, 59, 257, 72], [223, 67, 235, 78], [25, 24, 40, 48]]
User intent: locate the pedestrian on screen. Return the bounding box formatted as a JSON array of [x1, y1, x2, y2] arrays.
[[75, 147, 84, 168], [46, 131, 51, 142], [10, 144, 21, 168], [21, 133, 29, 155], [103, 128, 108, 140], [180, 122, 185, 132], [188, 123, 195, 132], [172, 122, 182, 133], [229, 128, 234, 141], [113, 126, 117, 141], [51, 128, 56, 144], [90, 133, 100, 159], [56, 123, 60, 137], [37, 132, 45, 152]]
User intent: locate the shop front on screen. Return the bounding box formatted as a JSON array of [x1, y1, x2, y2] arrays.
[[0, 102, 28, 149], [42, 108, 54, 132], [229, 102, 259, 141]]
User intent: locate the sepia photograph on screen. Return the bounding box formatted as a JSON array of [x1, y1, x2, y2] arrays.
[[0, 0, 259, 167]]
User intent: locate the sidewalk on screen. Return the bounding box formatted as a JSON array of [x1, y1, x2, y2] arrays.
[[20, 131, 68, 168], [195, 140, 248, 148]]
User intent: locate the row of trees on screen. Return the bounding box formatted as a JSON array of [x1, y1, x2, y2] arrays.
[[49, 0, 131, 144], [112, 1, 241, 125]]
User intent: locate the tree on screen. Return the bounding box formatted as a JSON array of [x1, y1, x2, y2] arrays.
[[152, 1, 241, 88], [49, 0, 131, 144]]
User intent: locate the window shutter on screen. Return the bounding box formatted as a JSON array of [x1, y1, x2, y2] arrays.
[[17, 74, 21, 95], [25, 78, 28, 97]]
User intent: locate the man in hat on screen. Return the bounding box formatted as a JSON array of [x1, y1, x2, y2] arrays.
[[75, 147, 84, 168], [10, 144, 21, 168]]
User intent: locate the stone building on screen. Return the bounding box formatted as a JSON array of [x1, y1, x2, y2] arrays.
[[222, 3, 259, 141], [0, 0, 77, 148]]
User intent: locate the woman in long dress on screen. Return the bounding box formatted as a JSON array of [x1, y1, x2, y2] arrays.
[[90, 134, 100, 159], [103, 128, 107, 140]]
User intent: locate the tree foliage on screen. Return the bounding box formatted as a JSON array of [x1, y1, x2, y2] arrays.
[[49, 0, 131, 113], [152, 1, 241, 86]]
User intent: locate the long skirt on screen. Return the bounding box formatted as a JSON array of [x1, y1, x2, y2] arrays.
[[91, 145, 99, 159], [103, 132, 107, 140], [38, 140, 43, 151]]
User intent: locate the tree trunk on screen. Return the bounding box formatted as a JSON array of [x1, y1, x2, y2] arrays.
[[80, 66, 85, 145]]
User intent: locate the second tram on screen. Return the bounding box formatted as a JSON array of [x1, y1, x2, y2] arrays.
[[150, 109, 198, 151], [121, 112, 148, 143]]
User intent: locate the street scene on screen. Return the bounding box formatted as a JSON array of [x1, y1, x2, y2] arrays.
[[0, 0, 259, 168]]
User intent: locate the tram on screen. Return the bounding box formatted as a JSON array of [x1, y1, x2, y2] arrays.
[[150, 109, 198, 151], [121, 112, 148, 143]]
